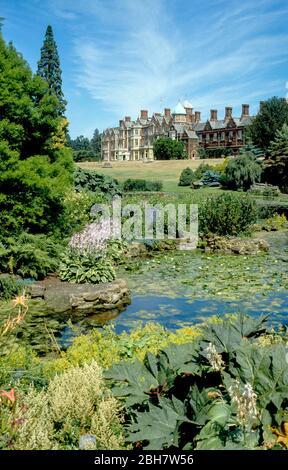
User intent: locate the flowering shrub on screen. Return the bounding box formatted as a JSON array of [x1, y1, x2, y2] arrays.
[[59, 219, 117, 283]]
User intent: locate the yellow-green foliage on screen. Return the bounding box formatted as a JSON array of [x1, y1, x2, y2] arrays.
[[262, 213, 287, 231], [42, 323, 201, 377], [0, 346, 41, 387], [212, 157, 230, 174], [13, 361, 125, 450]]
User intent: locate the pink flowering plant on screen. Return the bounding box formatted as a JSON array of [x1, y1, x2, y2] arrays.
[[59, 219, 122, 284]]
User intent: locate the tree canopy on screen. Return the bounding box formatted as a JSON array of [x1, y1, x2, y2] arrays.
[[153, 137, 187, 160], [0, 32, 73, 237], [264, 123, 288, 193], [221, 153, 262, 191], [248, 97, 288, 151]]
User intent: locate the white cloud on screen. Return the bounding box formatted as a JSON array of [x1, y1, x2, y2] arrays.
[[52, 0, 288, 127]]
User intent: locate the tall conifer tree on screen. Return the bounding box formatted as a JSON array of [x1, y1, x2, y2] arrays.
[[37, 25, 66, 115]]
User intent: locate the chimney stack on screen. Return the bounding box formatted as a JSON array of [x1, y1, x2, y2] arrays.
[[210, 109, 218, 121], [140, 109, 148, 119], [241, 104, 249, 119], [164, 108, 171, 117], [224, 106, 232, 121], [125, 116, 131, 122], [194, 111, 201, 122], [119, 119, 124, 127]]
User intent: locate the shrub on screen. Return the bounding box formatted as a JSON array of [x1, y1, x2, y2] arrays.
[[221, 154, 262, 191], [11, 362, 125, 450], [74, 168, 121, 196], [59, 190, 106, 237], [199, 147, 231, 158], [153, 137, 187, 160], [194, 163, 213, 179], [199, 193, 257, 236], [0, 233, 62, 280], [59, 251, 116, 284], [123, 179, 163, 192], [261, 213, 287, 231], [263, 123, 288, 193], [0, 275, 20, 300], [201, 170, 221, 186], [178, 168, 195, 186]]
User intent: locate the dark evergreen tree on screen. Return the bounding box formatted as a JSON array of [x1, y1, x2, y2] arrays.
[[90, 128, 102, 161], [264, 123, 288, 193], [37, 25, 66, 115]]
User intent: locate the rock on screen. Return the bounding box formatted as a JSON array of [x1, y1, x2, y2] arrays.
[[30, 278, 130, 315], [248, 183, 281, 197], [126, 242, 148, 257], [204, 236, 269, 255], [191, 181, 203, 189], [29, 284, 46, 299]]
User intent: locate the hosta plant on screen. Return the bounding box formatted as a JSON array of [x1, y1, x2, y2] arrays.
[[59, 251, 115, 284]]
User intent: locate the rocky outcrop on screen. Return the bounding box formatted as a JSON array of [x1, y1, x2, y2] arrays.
[[203, 236, 269, 255], [28, 278, 130, 315]]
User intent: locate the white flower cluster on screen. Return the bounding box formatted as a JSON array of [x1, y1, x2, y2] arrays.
[[205, 342, 225, 371], [228, 380, 258, 429], [69, 219, 111, 254]]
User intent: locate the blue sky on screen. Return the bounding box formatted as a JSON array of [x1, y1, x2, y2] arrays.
[[1, 0, 287, 138]]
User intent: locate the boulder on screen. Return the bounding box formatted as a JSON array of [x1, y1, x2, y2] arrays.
[[29, 278, 130, 315], [126, 242, 148, 257], [204, 236, 269, 255]]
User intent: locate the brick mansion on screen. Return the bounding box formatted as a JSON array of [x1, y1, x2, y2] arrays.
[[101, 101, 254, 161]]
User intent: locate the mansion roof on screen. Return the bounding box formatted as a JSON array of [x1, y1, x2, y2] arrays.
[[103, 102, 255, 137]]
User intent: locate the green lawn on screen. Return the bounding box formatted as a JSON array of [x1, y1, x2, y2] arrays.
[[78, 159, 223, 192]]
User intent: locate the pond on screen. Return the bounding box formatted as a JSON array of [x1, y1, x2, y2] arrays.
[[2, 231, 288, 353]]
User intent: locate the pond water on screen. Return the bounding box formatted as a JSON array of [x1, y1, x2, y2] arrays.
[[59, 230, 288, 347], [2, 231, 288, 353]]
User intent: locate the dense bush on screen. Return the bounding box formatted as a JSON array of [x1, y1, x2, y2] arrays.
[[123, 178, 163, 192], [201, 170, 221, 186], [59, 190, 106, 238], [107, 314, 288, 450], [199, 147, 231, 158], [263, 123, 288, 193], [74, 168, 121, 196], [0, 34, 74, 237], [59, 251, 116, 284], [153, 137, 187, 160], [178, 168, 195, 186], [199, 193, 257, 236], [0, 275, 20, 300], [221, 154, 262, 191], [0, 233, 62, 280]]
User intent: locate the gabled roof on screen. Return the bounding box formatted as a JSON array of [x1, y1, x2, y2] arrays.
[[184, 129, 198, 140], [171, 123, 185, 133], [193, 122, 206, 131]]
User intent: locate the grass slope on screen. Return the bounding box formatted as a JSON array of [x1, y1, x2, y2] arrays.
[[78, 159, 223, 192]]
